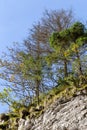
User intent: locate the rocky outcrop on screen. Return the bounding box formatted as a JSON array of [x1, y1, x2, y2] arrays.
[[0, 90, 87, 130], [31, 95, 87, 130], [18, 92, 87, 130]]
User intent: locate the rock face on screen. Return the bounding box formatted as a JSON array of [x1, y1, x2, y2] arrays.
[[1, 93, 87, 130], [18, 94, 87, 130]]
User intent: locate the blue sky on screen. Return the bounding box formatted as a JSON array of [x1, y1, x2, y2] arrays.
[[0, 0, 87, 113]]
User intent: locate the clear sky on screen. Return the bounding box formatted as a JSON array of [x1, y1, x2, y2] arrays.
[[0, 0, 87, 113]]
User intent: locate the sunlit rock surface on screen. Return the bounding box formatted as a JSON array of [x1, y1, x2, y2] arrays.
[[30, 95, 87, 130], [18, 94, 87, 130]]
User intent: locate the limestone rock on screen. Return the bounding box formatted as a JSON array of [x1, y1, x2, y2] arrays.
[[1, 94, 87, 130], [30, 95, 87, 130]]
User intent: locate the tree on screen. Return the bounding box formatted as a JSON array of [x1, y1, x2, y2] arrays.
[[0, 9, 75, 107], [0, 45, 33, 106], [18, 8, 75, 102], [40, 9, 75, 82], [69, 22, 87, 77], [41, 9, 74, 33], [18, 43, 46, 105], [49, 28, 71, 78], [49, 21, 87, 86]]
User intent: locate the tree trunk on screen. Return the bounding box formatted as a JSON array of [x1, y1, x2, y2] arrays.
[[35, 80, 40, 105], [76, 48, 83, 76], [75, 47, 83, 86], [64, 58, 68, 77]]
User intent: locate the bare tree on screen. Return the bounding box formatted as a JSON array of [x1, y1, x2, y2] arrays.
[[0, 9, 75, 106]]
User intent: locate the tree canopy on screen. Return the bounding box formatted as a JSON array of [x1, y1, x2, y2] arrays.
[[1, 9, 87, 110], [49, 22, 87, 84]]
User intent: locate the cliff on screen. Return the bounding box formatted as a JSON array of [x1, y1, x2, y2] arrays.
[[31, 93, 87, 130], [0, 87, 87, 130]]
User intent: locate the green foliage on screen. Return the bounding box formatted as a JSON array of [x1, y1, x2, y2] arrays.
[[0, 9, 87, 115], [0, 88, 12, 106], [2, 10, 87, 129], [70, 22, 85, 40], [0, 121, 8, 129], [49, 21, 87, 79], [49, 29, 70, 51]]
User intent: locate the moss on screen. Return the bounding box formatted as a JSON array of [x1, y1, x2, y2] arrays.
[[0, 121, 9, 129], [8, 117, 20, 130], [7, 113, 18, 118]]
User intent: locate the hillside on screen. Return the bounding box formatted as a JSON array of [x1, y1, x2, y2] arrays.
[[0, 85, 87, 130], [31, 91, 87, 130]]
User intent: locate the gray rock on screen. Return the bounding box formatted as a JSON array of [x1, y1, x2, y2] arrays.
[[30, 95, 87, 130]]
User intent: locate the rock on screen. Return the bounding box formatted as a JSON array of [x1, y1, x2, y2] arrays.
[[82, 89, 87, 95], [18, 118, 25, 130], [30, 95, 87, 130], [1, 92, 87, 130]]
